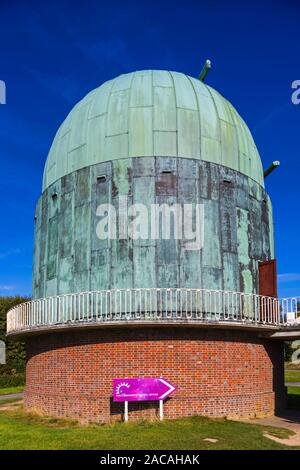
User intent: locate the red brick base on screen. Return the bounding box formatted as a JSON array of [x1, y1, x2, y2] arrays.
[[24, 327, 285, 423]]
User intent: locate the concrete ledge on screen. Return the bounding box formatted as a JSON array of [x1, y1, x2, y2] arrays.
[[6, 318, 291, 340]]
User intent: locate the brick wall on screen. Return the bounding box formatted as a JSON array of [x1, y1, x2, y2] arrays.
[[24, 327, 285, 423]]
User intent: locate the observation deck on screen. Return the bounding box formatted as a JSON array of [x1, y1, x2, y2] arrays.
[[6, 288, 300, 339]]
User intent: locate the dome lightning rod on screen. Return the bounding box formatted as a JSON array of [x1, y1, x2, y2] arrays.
[[199, 59, 212, 82]]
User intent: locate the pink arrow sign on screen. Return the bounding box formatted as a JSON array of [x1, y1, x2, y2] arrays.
[[113, 377, 176, 402]]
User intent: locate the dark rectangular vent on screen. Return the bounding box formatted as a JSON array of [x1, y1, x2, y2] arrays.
[[97, 175, 107, 183]]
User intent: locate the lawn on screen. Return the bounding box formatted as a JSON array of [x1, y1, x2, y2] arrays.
[[0, 384, 299, 450], [285, 370, 300, 383], [0, 402, 296, 450], [0, 386, 24, 396]]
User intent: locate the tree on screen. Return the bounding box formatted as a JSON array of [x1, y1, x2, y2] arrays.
[[0, 296, 29, 386]]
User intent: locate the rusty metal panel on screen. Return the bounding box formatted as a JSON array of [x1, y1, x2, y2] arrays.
[[259, 259, 277, 297], [155, 173, 177, 196], [199, 161, 219, 200]]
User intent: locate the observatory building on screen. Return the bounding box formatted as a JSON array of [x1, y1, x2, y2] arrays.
[[7, 69, 300, 422]]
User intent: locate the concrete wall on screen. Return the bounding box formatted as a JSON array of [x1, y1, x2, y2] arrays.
[[32, 157, 274, 299]]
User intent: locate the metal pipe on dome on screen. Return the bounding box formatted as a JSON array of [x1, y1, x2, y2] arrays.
[[199, 59, 212, 82], [264, 160, 280, 178]]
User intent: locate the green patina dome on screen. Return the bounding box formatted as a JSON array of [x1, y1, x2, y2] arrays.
[[43, 70, 264, 190]]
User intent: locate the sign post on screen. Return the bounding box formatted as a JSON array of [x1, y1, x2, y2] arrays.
[[124, 400, 128, 422], [159, 399, 163, 421], [113, 377, 176, 422]]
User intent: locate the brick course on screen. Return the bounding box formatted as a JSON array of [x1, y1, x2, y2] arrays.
[[24, 327, 285, 423]]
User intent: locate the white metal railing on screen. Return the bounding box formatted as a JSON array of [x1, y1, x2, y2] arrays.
[[278, 297, 300, 325], [6, 288, 300, 334]]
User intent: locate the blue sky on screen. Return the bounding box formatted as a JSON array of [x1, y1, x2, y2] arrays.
[[0, 0, 299, 297]]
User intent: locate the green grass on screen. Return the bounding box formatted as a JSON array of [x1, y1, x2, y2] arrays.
[[0, 404, 297, 450], [285, 370, 300, 383], [0, 386, 24, 396], [0, 386, 298, 450]]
